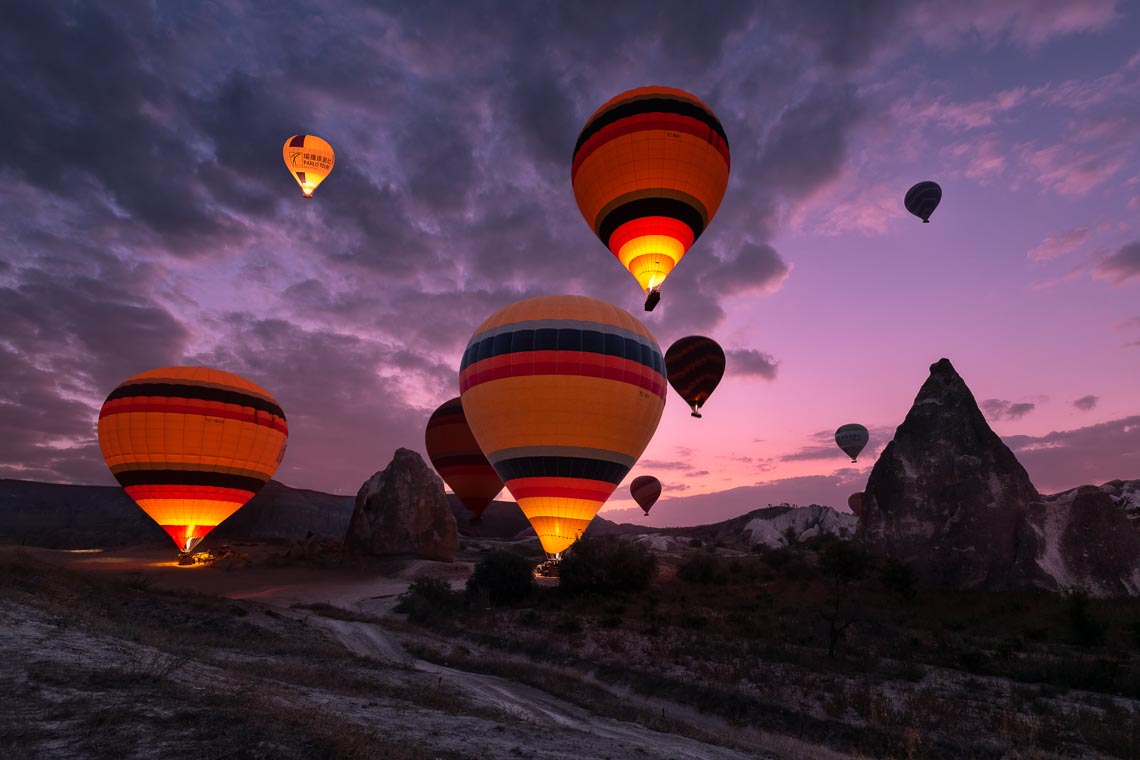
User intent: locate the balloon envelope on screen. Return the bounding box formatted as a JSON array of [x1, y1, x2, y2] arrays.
[[664, 336, 726, 417], [424, 397, 503, 522], [571, 86, 730, 308], [459, 295, 666, 555], [283, 134, 335, 197], [848, 492, 865, 518], [630, 475, 662, 515], [835, 424, 869, 462], [904, 181, 941, 223], [98, 366, 288, 552]]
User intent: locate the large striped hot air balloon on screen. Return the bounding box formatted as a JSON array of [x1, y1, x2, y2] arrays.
[[571, 86, 731, 311], [424, 397, 503, 524], [283, 134, 335, 198], [904, 180, 941, 223], [98, 367, 288, 556], [835, 424, 869, 462], [664, 336, 726, 418], [630, 475, 662, 516], [459, 295, 667, 557]]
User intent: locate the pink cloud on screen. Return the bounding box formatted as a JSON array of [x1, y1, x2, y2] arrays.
[[943, 136, 1007, 181], [908, 0, 1120, 49], [898, 89, 1027, 132], [1093, 240, 1140, 283], [1022, 144, 1124, 196], [1028, 226, 1091, 261]]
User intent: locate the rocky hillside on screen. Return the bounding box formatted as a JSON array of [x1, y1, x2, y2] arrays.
[[863, 358, 1140, 597]]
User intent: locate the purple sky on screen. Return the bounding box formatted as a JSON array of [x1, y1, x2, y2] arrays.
[[1, 1, 1138, 527]]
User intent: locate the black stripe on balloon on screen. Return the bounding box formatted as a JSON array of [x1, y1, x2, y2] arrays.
[[106, 383, 286, 419], [289, 135, 306, 148], [574, 96, 728, 156], [597, 197, 705, 249], [460, 329, 665, 375], [114, 469, 267, 491], [494, 456, 629, 485]]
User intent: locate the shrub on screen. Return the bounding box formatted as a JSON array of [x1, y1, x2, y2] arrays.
[[1066, 590, 1107, 647], [677, 553, 729, 585], [881, 558, 918, 603], [466, 550, 535, 606], [559, 536, 657, 595], [395, 575, 456, 624]]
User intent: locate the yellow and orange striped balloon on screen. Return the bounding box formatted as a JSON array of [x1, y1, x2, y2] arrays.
[[459, 295, 666, 556], [571, 86, 730, 308], [282, 134, 335, 197], [97, 366, 288, 553]]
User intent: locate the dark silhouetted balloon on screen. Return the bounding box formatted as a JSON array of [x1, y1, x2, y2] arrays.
[[835, 424, 869, 462], [664, 336, 725, 418], [904, 181, 941, 223], [848, 492, 865, 518], [630, 476, 662, 516]]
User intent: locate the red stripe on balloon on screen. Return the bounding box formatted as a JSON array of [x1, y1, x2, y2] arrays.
[[606, 216, 695, 257], [506, 476, 617, 502], [100, 398, 288, 434], [572, 112, 730, 178], [459, 351, 666, 399], [125, 484, 257, 503]]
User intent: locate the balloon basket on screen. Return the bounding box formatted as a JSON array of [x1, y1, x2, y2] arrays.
[[644, 290, 661, 311], [177, 552, 194, 566]]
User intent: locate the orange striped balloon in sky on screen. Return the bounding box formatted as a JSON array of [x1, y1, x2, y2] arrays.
[[459, 295, 666, 556], [571, 86, 730, 311], [97, 366, 288, 553], [424, 397, 503, 523]]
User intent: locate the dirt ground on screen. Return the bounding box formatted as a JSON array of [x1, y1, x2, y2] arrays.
[[0, 543, 845, 759]]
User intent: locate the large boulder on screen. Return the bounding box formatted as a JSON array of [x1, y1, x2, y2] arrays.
[[862, 358, 1041, 590], [345, 448, 458, 562]]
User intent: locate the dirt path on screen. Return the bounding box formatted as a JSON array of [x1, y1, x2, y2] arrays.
[[314, 617, 764, 760]]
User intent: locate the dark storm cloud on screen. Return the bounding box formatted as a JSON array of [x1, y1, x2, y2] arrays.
[[0, 0, 904, 485], [1094, 240, 1140, 283], [1004, 416, 1140, 493], [1073, 394, 1100, 411], [981, 398, 1037, 421], [725, 349, 779, 379]]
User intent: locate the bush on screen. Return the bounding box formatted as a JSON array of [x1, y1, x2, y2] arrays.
[[1066, 590, 1107, 647], [559, 536, 657, 595], [677, 553, 729, 585], [395, 575, 456, 624], [881, 558, 918, 603], [466, 550, 535, 606]]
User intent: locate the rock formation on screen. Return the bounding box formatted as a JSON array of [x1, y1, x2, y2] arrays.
[[744, 504, 858, 547], [345, 448, 458, 562], [863, 358, 1140, 596]]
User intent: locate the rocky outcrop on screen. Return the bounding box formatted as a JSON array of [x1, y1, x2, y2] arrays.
[[863, 358, 1140, 596], [744, 504, 858, 547], [863, 358, 1041, 590], [345, 448, 458, 562], [1015, 486, 1140, 596]]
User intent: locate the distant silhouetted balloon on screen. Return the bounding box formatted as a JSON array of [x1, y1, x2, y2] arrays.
[[98, 367, 288, 554], [664, 336, 726, 418], [630, 476, 662, 516], [459, 295, 667, 557], [571, 86, 731, 311], [904, 181, 941, 223], [848, 492, 865, 518], [425, 397, 503, 524], [835, 424, 869, 462], [283, 135, 335, 197]]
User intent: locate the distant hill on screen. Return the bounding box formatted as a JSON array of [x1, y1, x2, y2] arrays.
[[0, 479, 353, 549]]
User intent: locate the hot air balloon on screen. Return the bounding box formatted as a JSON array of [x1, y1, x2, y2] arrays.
[[630, 476, 662, 516], [664, 336, 725, 418], [835, 424, 869, 462], [904, 181, 941, 223], [459, 295, 667, 557], [98, 367, 288, 559], [571, 86, 731, 311], [283, 134, 335, 198], [424, 397, 504, 525], [848, 492, 865, 518]]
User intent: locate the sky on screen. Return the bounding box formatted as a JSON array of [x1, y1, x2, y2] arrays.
[[1, 0, 1138, 527]]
